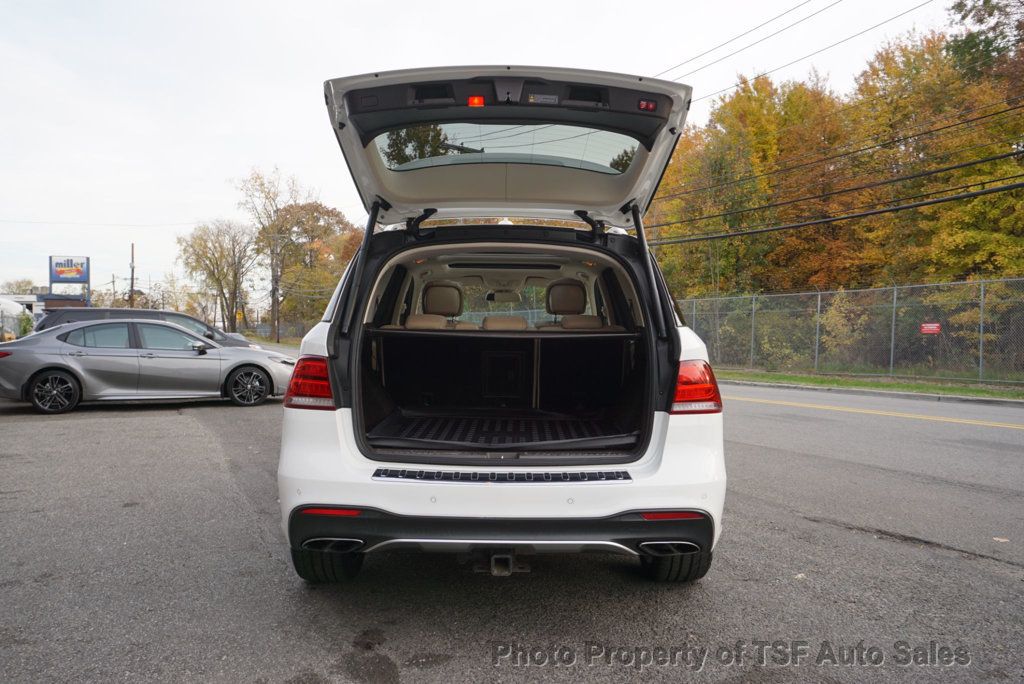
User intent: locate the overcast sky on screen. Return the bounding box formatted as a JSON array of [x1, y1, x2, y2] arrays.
[[0, 0, 953, 292]]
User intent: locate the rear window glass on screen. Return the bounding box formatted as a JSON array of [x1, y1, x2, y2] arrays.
[[65, 323, 130, 348], [373, 123, 638, 175], [458, 285, 591, 327]]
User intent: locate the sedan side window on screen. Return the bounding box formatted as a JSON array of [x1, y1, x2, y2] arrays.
[[137, 324, 201, 351], [65, 323, 131, 348]]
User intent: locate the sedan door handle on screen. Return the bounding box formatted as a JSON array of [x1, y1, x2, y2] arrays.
[[139, 352, 156, 358], [69, 350, 87, 357]]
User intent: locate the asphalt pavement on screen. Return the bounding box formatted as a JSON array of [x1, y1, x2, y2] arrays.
[[1, 386, 1021, 682]]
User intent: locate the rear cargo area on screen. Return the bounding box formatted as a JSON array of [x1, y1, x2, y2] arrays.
[[359, 331, 648, 452]]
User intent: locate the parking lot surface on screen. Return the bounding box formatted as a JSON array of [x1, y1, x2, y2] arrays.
[[1, 386, 1022, 682]]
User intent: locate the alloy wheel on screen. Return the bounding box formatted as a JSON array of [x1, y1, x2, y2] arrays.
[[32, 374, 76, 412], [231, 370, 268, 405]]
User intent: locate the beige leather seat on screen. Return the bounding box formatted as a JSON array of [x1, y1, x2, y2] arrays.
[[535, 278, 621, 331], [405, 281, 479, 330]]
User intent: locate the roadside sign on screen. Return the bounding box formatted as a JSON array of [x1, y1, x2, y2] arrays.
[[920, 322, 941, 335], [49, 256, 90, 284]]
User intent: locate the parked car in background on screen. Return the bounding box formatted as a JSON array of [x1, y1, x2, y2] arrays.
[[0, 319, 294, 413], [33, 308, 260, 348]]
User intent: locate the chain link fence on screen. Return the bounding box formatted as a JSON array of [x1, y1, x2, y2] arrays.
[[680, 277, 1024, 384]]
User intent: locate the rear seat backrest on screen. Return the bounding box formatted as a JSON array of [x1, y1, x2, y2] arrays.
[[404, 313, 448, 330], [560, 314, 604, 330], [482, 316, 528, 331]]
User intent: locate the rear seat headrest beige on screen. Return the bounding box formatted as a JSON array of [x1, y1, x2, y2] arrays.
[[546, 278, 586, 315], [482, 315, 528, 331], [422, 281, 463, 317]]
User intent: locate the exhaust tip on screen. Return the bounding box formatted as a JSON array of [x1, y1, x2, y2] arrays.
[[301, 538, 364, 553], [639, 541, 701, 556]]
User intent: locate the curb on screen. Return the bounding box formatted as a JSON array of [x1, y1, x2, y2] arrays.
[[717, 379, 1024, 408]]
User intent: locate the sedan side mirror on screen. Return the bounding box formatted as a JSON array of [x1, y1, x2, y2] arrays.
[[190, 341, 208, 355], [204, 331, 215, 340]]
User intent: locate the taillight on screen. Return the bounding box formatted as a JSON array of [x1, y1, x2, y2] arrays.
[[0, 351, 11, 359], [670, 360, 722, 414], [284, 356, 334, 410]]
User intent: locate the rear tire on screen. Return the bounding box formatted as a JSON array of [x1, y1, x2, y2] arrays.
[[28, 370, 81, 414], [641, 551, 712, 583], [290, 548, 364, 583], [227, 366, 271, 406]]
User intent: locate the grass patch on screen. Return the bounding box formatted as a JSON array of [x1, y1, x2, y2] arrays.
[[715, 369, 1024, 401], [248, 334, 304, 348]]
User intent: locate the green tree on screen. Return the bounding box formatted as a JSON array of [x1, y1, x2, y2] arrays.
[[609, 147, 636, 173], [382, 124, 451, 166]]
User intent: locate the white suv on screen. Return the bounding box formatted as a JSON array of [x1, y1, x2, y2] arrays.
[[278, 66, 725, 583]]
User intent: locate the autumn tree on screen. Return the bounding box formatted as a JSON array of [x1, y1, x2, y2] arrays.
[[275, 201, 359, 323], [177, 220, 260, 332], [238, 168, 306, 339], [650, 23, 1024, 299], [1, 278, 37, 294]]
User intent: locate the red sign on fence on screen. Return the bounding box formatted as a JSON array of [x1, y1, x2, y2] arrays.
[[920, 322, 941, 335]]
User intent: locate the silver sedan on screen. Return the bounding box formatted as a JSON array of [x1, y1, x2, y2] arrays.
[[0, 319, 296, 413]]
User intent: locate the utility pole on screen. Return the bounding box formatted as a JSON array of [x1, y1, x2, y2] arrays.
[[270, 233, 281, 343], [110, 274, 116, 305], [128, 242, 136, 309]]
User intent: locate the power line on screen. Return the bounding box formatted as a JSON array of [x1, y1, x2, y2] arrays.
[[655, 50, 1007, 198], [650, 132, 1024, 226], [671, 0, 847, 81], [757, 50, 1004, 140], [647, 179, 1024, 245], [655, 0, 817, 77], [693, 0, 938, 102], [653, 144, 1023, 227], [650, 170, 1024, 236], [0, 219, 200, 227], [653, 98, 1024, 201], [655, 93, 1021, 201]]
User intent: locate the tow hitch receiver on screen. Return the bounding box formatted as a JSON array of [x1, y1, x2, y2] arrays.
[[473, 552, 531, 576]]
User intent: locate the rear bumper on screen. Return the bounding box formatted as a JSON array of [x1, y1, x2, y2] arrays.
[[278, 407, 727, 548], [288, 506, 714, 556]]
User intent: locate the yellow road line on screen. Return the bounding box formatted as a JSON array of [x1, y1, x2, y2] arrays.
[[722, 396, 1024, 431]]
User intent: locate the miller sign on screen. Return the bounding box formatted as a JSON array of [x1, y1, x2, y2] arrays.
[[49, 256, 90, 284]]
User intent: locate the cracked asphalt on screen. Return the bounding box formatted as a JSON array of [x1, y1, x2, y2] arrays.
[[1, 385, 1022, 682]]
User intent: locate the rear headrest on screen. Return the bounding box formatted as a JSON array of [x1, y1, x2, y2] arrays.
[[561, 314, 604, 330], [482, 315, 528, 331], [422, 281, 462, 317], [546, 278, 586, 315], [405, 313, 448, 330]]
